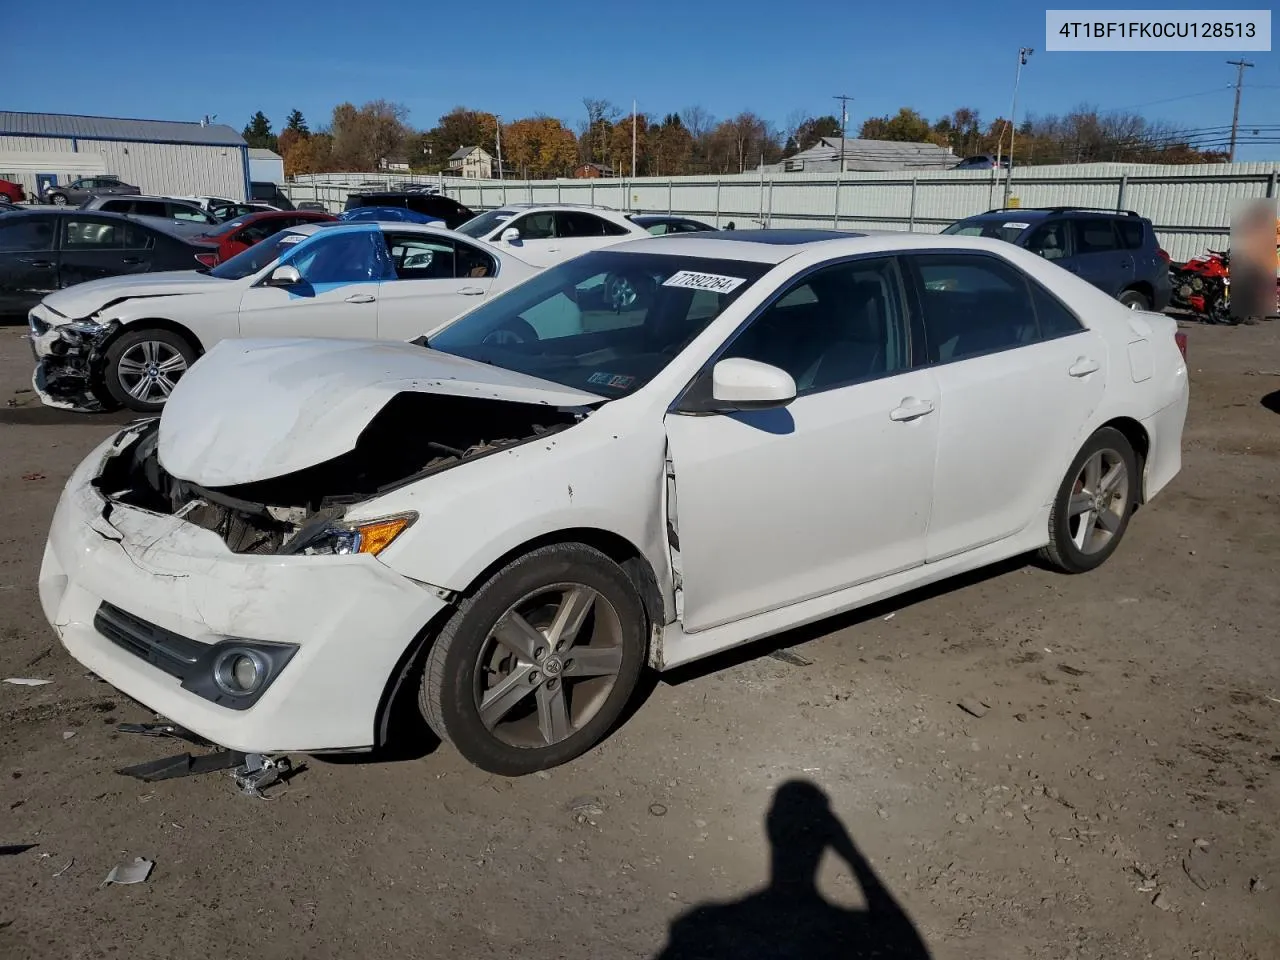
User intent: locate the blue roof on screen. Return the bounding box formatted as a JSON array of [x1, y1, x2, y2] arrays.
[[0, 111, 245, 147]]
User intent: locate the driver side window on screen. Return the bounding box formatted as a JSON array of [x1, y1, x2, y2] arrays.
[[510, 212, 555, 240], [282, 231, 387, 284]]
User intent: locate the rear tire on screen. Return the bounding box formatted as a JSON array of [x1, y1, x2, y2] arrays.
[[419, 543, 647, 776], [1040, 427, 1139, 574], [102, 328, 197, 412], [49, 193, 68, 206], [1118, 288, 1150, 311]]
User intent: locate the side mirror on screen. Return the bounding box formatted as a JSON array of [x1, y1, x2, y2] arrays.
[[265, 264, 302, 287], [500, 227, 520, 243], [710, 358, 796, 409]]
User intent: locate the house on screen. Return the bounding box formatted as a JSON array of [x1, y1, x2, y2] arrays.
[[379, 155, 411, 172], [447, 146, 494, 179], [573, 162, 615, 179], [761, 137, 958, 173], [0, 110, 249, 200]]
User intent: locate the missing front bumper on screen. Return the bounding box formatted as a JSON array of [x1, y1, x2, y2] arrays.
[[28, 316, 118, 413]]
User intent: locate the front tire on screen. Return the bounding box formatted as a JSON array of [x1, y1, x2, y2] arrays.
[[1040, 427, 1139, 574], [419, 543, 648, 775], [102, 328, 197, 412]]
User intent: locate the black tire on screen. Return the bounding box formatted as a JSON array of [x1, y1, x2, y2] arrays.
[[1040, 426, 1139, 574], [102, 328, 198, 412], [419, 543, 648, 775], [1118, 288, 1150, 311], [48, 193, 68, 206]]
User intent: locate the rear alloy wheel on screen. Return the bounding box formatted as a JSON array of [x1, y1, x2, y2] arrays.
[[103, 328, 197, 412], [1040, 426, 1138, 574], [49, 193, 68, 206], [1118, 289, 1150, 311], [420, 543, 647, 775]]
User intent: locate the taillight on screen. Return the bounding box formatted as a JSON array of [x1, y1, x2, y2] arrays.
[[194, 252, 218, 267], [1157, 248, 1170, 263], [1174, 330, 1187, 360]]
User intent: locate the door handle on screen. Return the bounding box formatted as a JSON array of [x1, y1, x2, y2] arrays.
[[121, 257, 141, 265], [344, 293, 376, 303], [1068, 357, 1099, 377], [889, 398, 935, 422], [19, 258, 53, 268], [458, 286, 485, 295]]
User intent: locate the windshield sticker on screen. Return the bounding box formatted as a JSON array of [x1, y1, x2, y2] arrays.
[[278, 233, 305, 244], [662, 270, 746, 294], [1002, 222, 1030, 230], [587, 372, 635, 389]]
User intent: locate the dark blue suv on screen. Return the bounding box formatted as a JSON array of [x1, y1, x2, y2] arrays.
[[942, 207, 1173, 312]]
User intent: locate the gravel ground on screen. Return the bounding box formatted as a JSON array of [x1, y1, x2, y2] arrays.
[[1, 317, 1278, 960]]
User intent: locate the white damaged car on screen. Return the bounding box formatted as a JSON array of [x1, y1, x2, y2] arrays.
[[28, 221, 541, 413], [39, 230, 1189, 775]]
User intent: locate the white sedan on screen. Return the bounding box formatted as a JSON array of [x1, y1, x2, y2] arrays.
[[455, 203, 651, 268], [28, 221, 542, 413], [38, 229, 1188, 776]]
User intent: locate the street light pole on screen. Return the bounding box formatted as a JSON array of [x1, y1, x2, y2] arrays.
[[495, 115, 504, 181], [1003, 47, 1032, 206], [834, 94, 854, 174]]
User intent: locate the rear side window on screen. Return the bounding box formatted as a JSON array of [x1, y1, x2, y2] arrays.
[[1073, 219, 1120, 253], [121, 223, 155, 250], [911, 253, 1040, 363], [0, 218, 55, 251], [557, 211, 629, 237], [63, 219, 126, 248], [133, 200, 168, 218], [1116, 219, 1145, 250], [1029, 282, 1084, 339]]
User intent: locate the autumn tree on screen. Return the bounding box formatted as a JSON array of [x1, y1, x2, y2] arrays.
[[649, 114, 693, 176], [241, 111, 277, 151], [283, 132, 333, 176], [608, 113, 651, 177], [581, 98, 620, 167], [502, 116, 578, 178], [328, 100, 411, 170], [705, 112, 779, 173]]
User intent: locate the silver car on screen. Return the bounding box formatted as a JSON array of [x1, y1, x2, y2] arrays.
[[80, 195, 221, 237], [43, 176, 140, 206]]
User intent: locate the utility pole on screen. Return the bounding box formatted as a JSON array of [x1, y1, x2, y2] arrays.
[[1227, 58, 1254, 162], [495, 115, 504, 180], [833, 94, 854, 173], [1003, 47, 1033, 207]]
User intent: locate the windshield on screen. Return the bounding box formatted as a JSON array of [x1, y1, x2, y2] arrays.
[[941, 219, 1032, 243], [456, 209, 514, 239], [426, 250, 772, 399], [209, 230, 306, 280]]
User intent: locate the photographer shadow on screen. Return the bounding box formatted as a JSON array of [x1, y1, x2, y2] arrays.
[[653, 780, 931, 960]]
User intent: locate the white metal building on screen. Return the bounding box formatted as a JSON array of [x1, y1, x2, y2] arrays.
[[0, 111, 249, 201], [248, 148, 284, 185]]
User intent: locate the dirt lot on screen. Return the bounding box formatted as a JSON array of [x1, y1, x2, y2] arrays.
[[1, 317, 1278, 960]]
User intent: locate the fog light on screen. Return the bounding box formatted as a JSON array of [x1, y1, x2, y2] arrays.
[[214, 649, 266, 696]]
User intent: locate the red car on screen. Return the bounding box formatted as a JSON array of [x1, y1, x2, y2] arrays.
[[195, 210, 336, 264], [0, 178, 26, 203]]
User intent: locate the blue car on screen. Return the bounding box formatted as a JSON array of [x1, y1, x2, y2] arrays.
[[338, 206, 443, 226], [942, 206, 1173, 312]]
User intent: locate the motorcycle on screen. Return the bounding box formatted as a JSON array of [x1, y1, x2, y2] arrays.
[[1170, 249, 1233, 324]]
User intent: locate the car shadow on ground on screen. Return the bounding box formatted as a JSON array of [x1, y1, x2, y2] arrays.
[[1262, 389, 1280, 415], [660, 554, 1029, 688], [650, 779, 931, 959]]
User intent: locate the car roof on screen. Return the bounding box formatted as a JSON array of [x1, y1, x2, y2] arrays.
[[90, 194, 203, 204], [607, 228, 1044, 265], [630, 214, 706, 223], [278, 220, 478, 242]]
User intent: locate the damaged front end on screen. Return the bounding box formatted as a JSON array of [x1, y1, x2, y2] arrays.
[[96, 391, 585, 555], [29, 311, 120, 413]]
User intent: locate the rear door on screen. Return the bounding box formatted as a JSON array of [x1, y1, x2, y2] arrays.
[[57, 216, 157, 287], [1066, 217, 1134, 297], [236, 228, 385, 339], [903, 251, 1108, 561], [0, 216, 58, 312], [555, 211, 634, 260], [376, 232, 496, 340]]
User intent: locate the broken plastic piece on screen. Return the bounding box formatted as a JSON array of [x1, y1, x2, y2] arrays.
[[117, 749, 246, 782], [769, 648, 813, 667], [3, 678, 53, 686], [102, 857, 154, 886], [117, 721, 213, 746]]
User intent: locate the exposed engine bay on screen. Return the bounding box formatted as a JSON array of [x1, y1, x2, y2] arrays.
[[96, 392, 584, 554]]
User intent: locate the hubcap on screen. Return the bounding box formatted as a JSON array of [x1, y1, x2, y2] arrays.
[[473, 583, 625, 749], [116, 340, 188, 404], [1067, 448, 1129, 555]]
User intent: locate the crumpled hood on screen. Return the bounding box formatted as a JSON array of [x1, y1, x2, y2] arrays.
[[157, 337, 605, 487], [40, 271, 227, 322]]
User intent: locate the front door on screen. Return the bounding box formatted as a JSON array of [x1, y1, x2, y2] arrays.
[[237, 229, 385, 339], [495, 211, 560, 267], [664, 256, 940, 633], [376, 232, 495, 341], [57, 217, 156, 288], [1066, 218, 1134, 298], [902, 251, 1109, 562]]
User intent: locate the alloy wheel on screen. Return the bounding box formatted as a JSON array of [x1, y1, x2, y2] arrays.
[[116, 340, 188, 403], [1066, 448, 1130, 555]]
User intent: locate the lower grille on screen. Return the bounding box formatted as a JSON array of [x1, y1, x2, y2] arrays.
[[94, 602, 210, 680]]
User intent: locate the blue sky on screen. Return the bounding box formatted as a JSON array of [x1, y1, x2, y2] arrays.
[[6, 0, 1278, 160]]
